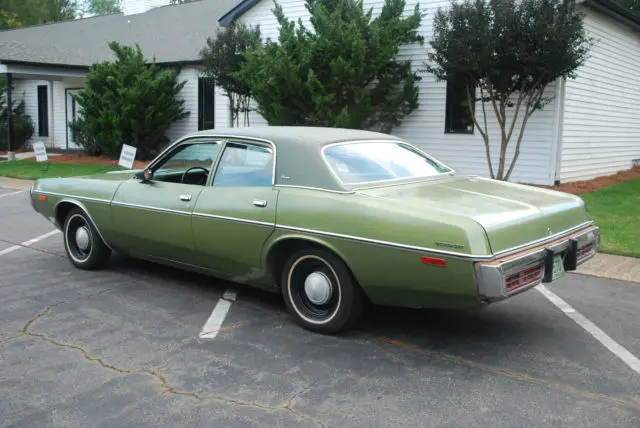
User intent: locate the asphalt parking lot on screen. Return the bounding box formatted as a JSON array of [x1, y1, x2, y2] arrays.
[[1, 186, 639, 427]]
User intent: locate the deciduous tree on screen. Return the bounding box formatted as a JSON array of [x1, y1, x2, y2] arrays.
[[200, 23, 262, 127], [426, 0, 591, 180], [82, 0, 122, 16]]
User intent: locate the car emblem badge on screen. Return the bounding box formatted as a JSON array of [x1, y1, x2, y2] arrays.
[[435, 242, 465, 249]]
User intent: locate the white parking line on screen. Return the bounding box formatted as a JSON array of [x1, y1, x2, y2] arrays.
[[0, 230, 61, 257], [199, 289, 237, 340], [0, 190, 25, 199], [537, 284, 640, 375]]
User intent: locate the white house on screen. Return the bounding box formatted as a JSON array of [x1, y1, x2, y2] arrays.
[[0, 0, 638, 185]]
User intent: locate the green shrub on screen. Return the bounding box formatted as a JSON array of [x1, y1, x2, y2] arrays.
[[71, 41, 189, 159], [0, 79, 34, 151]]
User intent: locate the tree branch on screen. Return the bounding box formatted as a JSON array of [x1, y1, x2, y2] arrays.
[[505, 92, 525, 143], [469, 84, 494, 178]]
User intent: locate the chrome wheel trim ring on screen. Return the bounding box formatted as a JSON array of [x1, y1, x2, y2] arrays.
[[287, 255, 342, 325], [64, 213, 93, 263]]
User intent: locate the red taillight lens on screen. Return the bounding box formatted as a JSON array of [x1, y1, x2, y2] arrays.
[[504, 264, 544, 292], [421, 256, 446, 267], [577, 243, 594, 262]]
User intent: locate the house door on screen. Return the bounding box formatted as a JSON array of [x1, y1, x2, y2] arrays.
[[66, 88, 82, 149]]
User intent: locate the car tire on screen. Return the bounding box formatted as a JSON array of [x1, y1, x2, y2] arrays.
[[281, 247, 364, 334], [63, 207, 111, 270]]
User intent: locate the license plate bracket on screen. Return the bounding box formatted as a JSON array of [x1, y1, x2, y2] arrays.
[[542, 250, 565, 283], [551, 255, 564, 281]]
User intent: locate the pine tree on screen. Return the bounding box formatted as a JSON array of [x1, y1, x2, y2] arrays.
[[70, 42, 188, 159], [233, 0, 423, 132]]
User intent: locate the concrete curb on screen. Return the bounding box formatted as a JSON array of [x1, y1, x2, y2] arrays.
[[0, 177, 34, 191], [575, 253, 640, 284]]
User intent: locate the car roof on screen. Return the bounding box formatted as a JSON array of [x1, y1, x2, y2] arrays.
[[182, 126, 405, 191]]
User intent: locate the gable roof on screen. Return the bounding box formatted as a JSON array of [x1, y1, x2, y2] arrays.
[[218, 0, 640, 32], [0, 0, 242, 68]]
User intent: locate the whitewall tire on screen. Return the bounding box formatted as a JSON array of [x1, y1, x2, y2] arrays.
[[281, 247, 364, 334], [63, 207, 111, 270]]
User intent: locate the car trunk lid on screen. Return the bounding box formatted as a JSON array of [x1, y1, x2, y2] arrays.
[[357, 176, 591, 254]]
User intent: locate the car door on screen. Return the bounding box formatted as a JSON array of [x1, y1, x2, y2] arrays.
[[191, 140, 279, 279], [110, 139, 223, 263]]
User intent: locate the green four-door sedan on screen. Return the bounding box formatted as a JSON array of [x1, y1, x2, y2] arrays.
[[29, 127, 600, 334]]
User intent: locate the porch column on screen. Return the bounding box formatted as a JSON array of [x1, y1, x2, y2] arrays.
[[5, 72, 15, 160]]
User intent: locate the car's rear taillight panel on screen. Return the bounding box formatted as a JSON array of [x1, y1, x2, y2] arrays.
[[504, 263, 544, 292]]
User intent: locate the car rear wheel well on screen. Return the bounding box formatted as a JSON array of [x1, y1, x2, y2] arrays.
[[267, 239, 356, 290]]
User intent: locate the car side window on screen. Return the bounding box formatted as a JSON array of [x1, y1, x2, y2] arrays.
[[152, 142, 221, 185], [212, 142, 274, 187]]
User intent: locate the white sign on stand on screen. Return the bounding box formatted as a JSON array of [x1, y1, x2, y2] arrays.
[[118, 144, 137, 169], [32, 141, 48, 162]]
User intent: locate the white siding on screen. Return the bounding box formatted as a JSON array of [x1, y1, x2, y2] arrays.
[[12, 79, 53, 148], [238, 0, 306, 128], [560, 8, 640, 182], [122, 0, 170, 16], [166, 67, 201, 142], [215, 86, 232, 128], [238, 0, 559, 184], [52, 80, 85, 149]]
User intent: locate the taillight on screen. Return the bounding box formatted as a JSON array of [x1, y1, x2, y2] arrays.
[[504, 264, 544, 292], [577, 243, 594, 262]]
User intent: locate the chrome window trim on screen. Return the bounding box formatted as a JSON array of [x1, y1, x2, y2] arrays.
[[146, 134, 278, 187], [320, 139, 456, 188], [274, 184, 356, 195], [212, 138, 276, 188]]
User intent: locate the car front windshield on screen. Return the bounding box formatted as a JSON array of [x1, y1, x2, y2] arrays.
[[323, 141, 453, 186]]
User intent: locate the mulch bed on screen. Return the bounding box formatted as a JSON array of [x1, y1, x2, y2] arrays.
[[23, 153, 150, 170], [532, 166, 640, 195]]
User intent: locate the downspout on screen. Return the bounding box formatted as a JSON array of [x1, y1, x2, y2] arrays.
[[49, 80, 54, 149], [551, 76, 567, 185], [5, 73, 14, 160], [65, 87, 69, 150]]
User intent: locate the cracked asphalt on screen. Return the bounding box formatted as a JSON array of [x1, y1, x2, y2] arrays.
[[1, 186, 639, 427]]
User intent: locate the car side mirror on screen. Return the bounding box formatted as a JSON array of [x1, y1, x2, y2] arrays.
[[137, 168, 153, 183]]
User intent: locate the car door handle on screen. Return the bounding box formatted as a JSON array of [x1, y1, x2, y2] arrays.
[[179, 194, 192, 202], [253, 199, 267, 207]]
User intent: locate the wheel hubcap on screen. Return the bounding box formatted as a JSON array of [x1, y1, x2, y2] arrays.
[[75, 226, 90, 251], [303, 271, 333, 305]]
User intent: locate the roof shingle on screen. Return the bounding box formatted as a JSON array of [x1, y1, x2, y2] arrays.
[[0, 0, 242, 67]]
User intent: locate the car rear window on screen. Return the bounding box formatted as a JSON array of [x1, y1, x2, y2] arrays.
[[323, 142, 452, 185]]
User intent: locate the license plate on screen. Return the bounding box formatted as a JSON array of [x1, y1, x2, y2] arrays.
[[552, 255, 564, 281]]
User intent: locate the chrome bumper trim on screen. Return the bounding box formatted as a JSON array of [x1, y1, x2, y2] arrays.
[[476, 226, 600, 302]]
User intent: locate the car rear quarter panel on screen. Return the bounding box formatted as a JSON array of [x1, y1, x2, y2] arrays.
[[268, 187, 489, 308]]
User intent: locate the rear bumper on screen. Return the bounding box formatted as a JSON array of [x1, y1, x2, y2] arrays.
[[475, 225, 600, 302]]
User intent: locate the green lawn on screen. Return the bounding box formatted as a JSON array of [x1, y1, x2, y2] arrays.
[[0, 160, 122, 180], [581, 178, 640, 258]]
